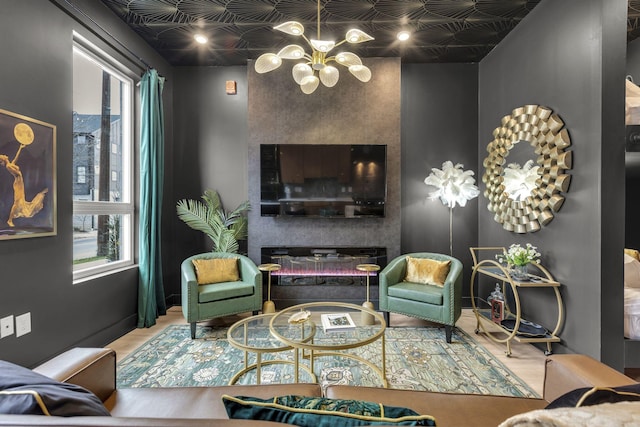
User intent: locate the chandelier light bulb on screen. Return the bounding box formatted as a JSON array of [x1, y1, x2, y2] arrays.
[[348, 64, 372, 82], [255, 53, 283, 73], [277, 45, 305, 59], [274, 21, 305, 36], [300, 75, 320, 94], [345, 29, 374, 44], [310, 39, 336, 53], [292, 63, 313, 84], [319, 66, 340, 87], [335, 52, 362, 67]]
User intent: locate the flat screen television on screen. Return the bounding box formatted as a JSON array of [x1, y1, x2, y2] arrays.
[[260, 144, 387, 218]]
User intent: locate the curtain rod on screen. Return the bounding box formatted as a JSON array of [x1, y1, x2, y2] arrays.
[[55, 0, 158, 75]]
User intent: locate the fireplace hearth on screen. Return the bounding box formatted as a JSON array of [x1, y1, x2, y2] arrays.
[[261, 247, 387, 308]]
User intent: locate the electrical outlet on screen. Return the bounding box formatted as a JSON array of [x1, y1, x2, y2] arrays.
[[0, 315, 14, 338], [15, 312, 31, 337]]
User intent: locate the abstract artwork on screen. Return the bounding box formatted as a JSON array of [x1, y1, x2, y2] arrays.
[[0, 109, 56, 239]]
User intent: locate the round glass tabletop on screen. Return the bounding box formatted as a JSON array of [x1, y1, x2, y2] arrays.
[[227, 313, 296, 352], [270, 301, 386, 351]]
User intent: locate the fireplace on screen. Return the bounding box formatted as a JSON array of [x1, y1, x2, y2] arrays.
[[261, 247, 386, 308]]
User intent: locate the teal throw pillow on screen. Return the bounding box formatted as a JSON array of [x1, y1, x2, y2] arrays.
[[222, 394, 436, 426]]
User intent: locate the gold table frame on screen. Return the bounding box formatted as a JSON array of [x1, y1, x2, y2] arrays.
[[270, 301, 388, 388], [226, 313, 316, 384]]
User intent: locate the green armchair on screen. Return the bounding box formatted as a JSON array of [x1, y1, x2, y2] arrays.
[[379, 252, 463, 343], [181, 252, 262, 339]]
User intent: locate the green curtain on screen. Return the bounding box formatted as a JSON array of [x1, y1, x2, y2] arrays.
[[138, 69, 167, 327]]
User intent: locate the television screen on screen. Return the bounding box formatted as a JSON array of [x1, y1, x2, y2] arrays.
[[260, 144, 387, 218]]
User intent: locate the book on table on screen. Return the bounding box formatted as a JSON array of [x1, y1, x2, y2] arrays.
[[321, 313, 356, 332]]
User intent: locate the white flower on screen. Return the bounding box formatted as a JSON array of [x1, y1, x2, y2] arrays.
[[424, 161, 480, 208], [496, 243, 541, 266]]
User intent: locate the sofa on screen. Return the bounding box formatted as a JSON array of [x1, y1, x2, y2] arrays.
[[0, 347, 638, 426]]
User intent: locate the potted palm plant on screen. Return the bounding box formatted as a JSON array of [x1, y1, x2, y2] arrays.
[[176, 189, 250, 253]]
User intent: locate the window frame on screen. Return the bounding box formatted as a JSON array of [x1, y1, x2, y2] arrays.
[[72, 34, 136, 282]]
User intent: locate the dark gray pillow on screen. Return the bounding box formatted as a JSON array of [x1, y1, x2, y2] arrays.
[[0, 360, 110, 416], [546, 383, 640, 409]]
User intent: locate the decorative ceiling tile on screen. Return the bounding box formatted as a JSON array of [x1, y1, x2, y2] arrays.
[[95, 0, 638, 67]]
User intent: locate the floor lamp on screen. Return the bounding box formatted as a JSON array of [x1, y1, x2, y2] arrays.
[[424, 161, 479, 256]]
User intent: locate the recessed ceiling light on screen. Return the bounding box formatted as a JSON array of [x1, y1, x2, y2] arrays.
[[194, 34, 208, 44], [397, 31, 411, 41]]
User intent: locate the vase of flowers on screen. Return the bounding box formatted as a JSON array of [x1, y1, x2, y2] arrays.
[[496, 243, 541, 280]]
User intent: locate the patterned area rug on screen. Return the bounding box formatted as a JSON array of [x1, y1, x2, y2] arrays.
[[116, 324, 538, 398]]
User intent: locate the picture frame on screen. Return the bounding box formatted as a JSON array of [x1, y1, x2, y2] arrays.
[[0, 109, 56, 240]]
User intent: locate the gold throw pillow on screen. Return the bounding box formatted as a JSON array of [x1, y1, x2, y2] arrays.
[[192, 258, 240, 285], [405, 256, 451, 286]]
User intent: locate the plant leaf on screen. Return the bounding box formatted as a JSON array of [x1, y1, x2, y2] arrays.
[[176, 189, 250, 253]]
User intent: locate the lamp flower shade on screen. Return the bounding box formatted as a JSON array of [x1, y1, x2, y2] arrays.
[[424, 161, 480, 208]]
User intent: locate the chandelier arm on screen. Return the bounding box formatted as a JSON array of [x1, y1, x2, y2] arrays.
[[300, 34, 313, 50], [325, 56, 336, 63], [334, 39, 347, 49]]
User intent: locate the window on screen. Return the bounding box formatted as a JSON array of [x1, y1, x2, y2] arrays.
[[72, 34, 134, 280], [77, 166, 86, 184]]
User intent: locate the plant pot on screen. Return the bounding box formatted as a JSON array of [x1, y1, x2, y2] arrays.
[[510, 264, 529, 281]]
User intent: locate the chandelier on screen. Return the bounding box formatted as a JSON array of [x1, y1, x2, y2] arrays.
[[254, 0, 374, 94]]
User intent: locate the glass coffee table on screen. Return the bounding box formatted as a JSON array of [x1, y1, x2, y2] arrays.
[[269, 302, 387, 387], [226, 313, 315, 385]]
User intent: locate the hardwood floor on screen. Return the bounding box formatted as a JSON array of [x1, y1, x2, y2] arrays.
[[106, 307, 547, 396]]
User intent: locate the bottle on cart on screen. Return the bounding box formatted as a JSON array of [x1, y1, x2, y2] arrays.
[[488, 283, 505, 324], [488, 283, 504, 303]]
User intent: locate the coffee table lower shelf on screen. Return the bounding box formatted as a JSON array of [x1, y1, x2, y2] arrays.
[[228, 356, 317, 385]]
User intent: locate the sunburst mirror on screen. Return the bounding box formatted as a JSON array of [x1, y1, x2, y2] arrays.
[[482, 105, 572, 233]]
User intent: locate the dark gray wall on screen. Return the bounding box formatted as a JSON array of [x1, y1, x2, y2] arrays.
[[170, 66, 249, 298], [400, 63, 479, 298], [478, 0, 626, 367], [626, 39, 640, 252], [0, 0, 173, 366]]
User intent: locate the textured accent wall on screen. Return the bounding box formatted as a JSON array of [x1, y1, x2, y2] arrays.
[[247, 57, 401, 262]]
